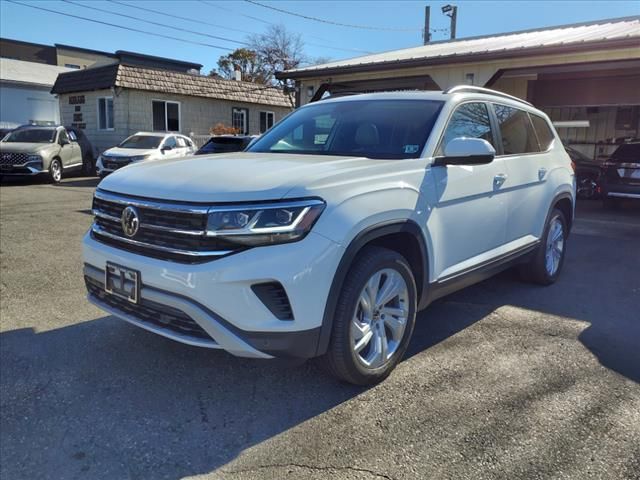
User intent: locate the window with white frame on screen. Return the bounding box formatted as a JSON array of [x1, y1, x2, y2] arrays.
[[97, 97, 114, 130], [232, 107, 248, 134], [152, 100, 180, 132], [259, 111, 275, 133]]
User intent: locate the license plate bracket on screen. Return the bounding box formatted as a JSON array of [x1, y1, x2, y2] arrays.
[[105, 262, 140, 304]]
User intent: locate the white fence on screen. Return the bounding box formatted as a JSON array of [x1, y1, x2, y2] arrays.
[[189, 134, 211, 148]]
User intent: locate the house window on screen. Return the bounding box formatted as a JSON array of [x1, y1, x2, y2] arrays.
[[152, 100, 180, 132], [97, 97, 114, 130], [232, 108, 248, 134], [259, 111, 275, 133]]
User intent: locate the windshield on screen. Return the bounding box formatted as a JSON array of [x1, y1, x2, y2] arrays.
[[611, 143, 640, 162], [248, 99, 444, 159], [118, 135, 163, 149], [3, 128, 56, 143]]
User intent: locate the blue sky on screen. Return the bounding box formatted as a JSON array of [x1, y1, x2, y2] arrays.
[[1, 0, 638, 74]]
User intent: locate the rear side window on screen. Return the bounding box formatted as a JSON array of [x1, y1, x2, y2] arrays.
[[530, 114, 555, 151], [176, 137, 186, 147], [611, 143, 640, 162], [493, 105, 540, 155], [438, 102, 494, 155]]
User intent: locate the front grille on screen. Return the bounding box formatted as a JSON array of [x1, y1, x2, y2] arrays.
[[0, 153, 29, 166], [101, 156, 131, 171], [85, 275, 213, 342], [91, 189, 241, 263]]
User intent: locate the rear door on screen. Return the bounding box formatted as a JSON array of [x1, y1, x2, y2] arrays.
[[491, 104, 550, 243], [429, 101, 509, 280]]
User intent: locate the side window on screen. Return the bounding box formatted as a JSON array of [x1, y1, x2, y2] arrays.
[[163, 136, 177, 149], [493, 105, 540, 155], [67, 130, 78, 142], [438, 102, 494, 155], [58, 130, 69, 144], [530, 114, 555, 151], [176, 136, 186, 148]]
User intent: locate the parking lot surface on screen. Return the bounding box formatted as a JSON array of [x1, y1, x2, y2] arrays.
[[1, 177, 639, 480]]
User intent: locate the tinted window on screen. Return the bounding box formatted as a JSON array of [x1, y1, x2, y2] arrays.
[[4, 128, 56, 143], [494, 105, 540, 155], [611, 143, 640, 162], [118, 135, 162, 149], [530, 114, 555, 151], [58, 130, 69, 144], [197, 137, 246, 154], [163, 136, 177, 149], [438, 102, 494, 155], [248, 100, 444, 160]]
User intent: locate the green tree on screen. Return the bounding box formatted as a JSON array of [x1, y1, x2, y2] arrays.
[[213, 48, 269, 84]]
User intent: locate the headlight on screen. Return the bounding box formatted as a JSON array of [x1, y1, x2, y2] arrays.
[[26, 154, 42, 163], [130, 155, 150, 162], [206, 198, 325, 246]]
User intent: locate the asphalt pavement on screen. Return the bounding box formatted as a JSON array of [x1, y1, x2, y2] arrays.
[[1, 177, 639, 480]]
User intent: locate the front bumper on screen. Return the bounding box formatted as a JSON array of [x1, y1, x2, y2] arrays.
[[0, 164, 48, 176], [83, 230, 344, 358]]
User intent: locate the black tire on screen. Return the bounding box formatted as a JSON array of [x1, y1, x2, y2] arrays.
[[320, 246, 417, 385], [520, 208, 567, 285], [48, 158, 63, 184], [82, 156, 96, 176]]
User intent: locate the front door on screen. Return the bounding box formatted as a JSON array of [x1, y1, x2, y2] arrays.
[[428, 102, 509, 280]]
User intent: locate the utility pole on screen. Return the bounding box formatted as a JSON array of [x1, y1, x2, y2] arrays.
[[423, 6, 431, 45], [441, 4, 458, 40]]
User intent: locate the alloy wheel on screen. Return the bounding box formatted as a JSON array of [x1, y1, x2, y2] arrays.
[[545, 216, 564, 276], [351, 268, 409, 369]]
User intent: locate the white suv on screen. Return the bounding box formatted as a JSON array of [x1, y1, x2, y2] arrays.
[[96, 132, 196, 177], [84, 87, 575, 385]]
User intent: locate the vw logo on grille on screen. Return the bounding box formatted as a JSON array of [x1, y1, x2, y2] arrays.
[[121, 206, 140, 238]]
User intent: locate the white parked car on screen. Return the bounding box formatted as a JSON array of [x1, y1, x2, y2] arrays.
[[84, 87, 575, 385], [96, 132, 196, 177]]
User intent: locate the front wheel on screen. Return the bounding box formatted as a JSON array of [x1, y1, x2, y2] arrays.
[[520, 208, 567, 285], [48, 158, 62, 184], [321, 246, 417, 385]]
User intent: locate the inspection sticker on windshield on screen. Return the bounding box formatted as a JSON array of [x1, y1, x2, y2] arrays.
[[404, 144, 420, 154]]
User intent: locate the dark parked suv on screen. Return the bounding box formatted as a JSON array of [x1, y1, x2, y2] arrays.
[[601, 141, 640, 209]]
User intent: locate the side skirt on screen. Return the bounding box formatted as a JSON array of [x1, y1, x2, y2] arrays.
[[422, 240, 540, 306]]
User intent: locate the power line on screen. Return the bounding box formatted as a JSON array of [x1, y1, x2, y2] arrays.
[[197, 0, 373, 54], [6, 0, 235, 51], [62, 0, 250, 47], [244, 0, 424, 32], [108, 0, 257, 36]]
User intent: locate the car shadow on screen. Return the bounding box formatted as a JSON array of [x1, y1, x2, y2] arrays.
[[0, 318, 365, 479], [55, 177, 101, 188]]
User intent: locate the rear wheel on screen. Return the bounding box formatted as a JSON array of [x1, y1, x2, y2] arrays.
[[520, 208, 567, 285], [48, 158, 62, 184], [321, 246, 417, 385]]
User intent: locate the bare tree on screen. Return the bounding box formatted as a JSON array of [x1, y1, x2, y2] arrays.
[[248, 24, 306, 90]]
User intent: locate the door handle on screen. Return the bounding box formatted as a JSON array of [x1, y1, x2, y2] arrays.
[[494, 173, 508, 187], [538, 167, 548, 180]]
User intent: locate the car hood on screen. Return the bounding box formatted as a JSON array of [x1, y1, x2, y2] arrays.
[[98, 152, 426, 203], [0, 143, 57, 154], [103, 147, 157, 157]]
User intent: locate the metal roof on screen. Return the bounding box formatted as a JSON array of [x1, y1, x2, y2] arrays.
[[0, 58, 73, 87], [281, 16, 640, 78]]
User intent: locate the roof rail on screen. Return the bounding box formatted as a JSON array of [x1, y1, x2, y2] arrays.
[[444, 85, 533, 107]]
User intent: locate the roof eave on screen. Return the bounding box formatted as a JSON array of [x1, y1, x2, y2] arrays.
[[277, 37, 640, 80]]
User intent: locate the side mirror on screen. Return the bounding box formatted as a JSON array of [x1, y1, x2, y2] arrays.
[[433, 138, 495, 166], [162, 145, 173, 152], [60, 138, 70, 146]]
